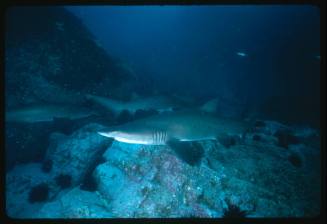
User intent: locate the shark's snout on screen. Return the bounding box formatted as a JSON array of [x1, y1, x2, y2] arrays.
[[97, 128, 119, 138], [97, 128, 155, 145], [98, 131, 112, 138]]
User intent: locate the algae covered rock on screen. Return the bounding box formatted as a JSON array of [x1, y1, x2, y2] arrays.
[[36, 187, 113, 218], [92, 120, 320, 218], [6, 121, 320, 218], [93, 141, 224, 217]]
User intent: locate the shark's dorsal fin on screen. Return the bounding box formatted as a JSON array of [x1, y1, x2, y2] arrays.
[[166, 139, 204, 166], [131, 92, 141, 100], [200, 98, 219, 113]]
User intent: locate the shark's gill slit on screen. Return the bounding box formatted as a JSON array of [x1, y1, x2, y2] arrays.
[[160, 131, 162, 144], [155, 131, 157, 144], [154, 131, 156, 144], [161, 131, 164, 144], [155, 131, 158, 144]]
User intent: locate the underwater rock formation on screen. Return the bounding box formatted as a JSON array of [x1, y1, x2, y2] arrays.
[[5, 6, 138, 107], [5, 122, 54, 171], [6, 120, 320, 218], [5, 6, 142, 170], [55, 174, 72, 189], [260, 94, 320, 128], [41, 159, 53, 173], [92, 119, 320, 217], [28, 183, 50, 203], [6, 163, 53, 218], [36, 187, 113, 218], [94, 142, 220, 217], [44, 123, 111, 187], [6, 123, 112, 218]]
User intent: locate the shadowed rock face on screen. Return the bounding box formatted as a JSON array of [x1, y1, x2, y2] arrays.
[[5, 123, 53, 171], [28, 183, 49, 203], [260, 95, 320, 128], [5, 6, 138, 108]]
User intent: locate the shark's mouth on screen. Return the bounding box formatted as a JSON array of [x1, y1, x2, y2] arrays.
[[113, 136, 151, 145], [97, 131, 113, 138], [98, 131, 153, 145]]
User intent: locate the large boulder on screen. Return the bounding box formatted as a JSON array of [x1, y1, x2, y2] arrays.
[[36, 187, 113, 218], [6, 124, 111, 218], [44, 123, 112, 186], [6, 123, 112, 218], [94, 142, 230, 218], [92, 121, 320, 218]]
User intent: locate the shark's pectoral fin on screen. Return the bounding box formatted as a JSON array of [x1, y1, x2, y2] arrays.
[[216, 134, 242, 148], [166, 139, 204, 166]]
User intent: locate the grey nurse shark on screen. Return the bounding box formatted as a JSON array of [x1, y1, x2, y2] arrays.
[[5, 93, 218, 124], [86, 94, 183, 115], [6, 104, 98, 123], [86, 93, 218, 116], [98, 110, 251, 165]]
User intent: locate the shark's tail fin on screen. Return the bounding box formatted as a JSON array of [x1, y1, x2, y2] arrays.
[[199, 97, 219, 113]]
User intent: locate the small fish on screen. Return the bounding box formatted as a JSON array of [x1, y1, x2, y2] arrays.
[[236, 52, 247, 57]]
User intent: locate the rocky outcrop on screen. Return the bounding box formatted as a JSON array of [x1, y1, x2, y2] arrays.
[[44, 123, 111, 186], [5, 6, 138, 108], [6, 120, 320, 218], [6, 163, 52, 218], [6, 123, 112, 218], [5, 6, 140, 169], [36, 187, 113, 218], [91, 121, 320, 217]]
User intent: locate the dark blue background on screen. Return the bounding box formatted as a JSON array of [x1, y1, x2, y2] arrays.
[[67, 5, 320, 125]]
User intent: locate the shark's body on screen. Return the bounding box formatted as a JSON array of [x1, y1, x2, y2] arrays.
[[6, 104, 97, 123], [86, 94, 219, 116], [98, 110, 249, 145], [86, 94, 181, 115]]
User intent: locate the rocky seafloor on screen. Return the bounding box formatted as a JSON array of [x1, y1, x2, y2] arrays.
[[6, 120, 321, 218], [5, 6, 322, 219]]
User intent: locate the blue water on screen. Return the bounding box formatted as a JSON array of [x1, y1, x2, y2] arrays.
[[5, 5, 321, 219], [68, 5, 320, 105]]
